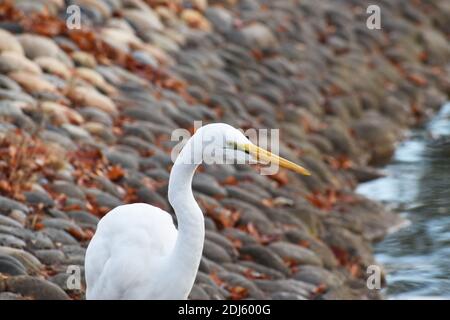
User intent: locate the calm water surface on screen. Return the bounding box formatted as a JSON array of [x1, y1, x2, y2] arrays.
[[357, 103, 450, 299]]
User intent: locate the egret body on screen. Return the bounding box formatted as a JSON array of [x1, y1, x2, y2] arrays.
[[85, 123, 310, 299]]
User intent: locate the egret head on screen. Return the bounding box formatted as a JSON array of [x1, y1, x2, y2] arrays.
[[190, 123, 310, 176]]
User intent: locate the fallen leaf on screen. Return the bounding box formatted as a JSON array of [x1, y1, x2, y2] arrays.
[[229, 286, 248, 300], [407, 73, 427, 86], [107, 165, 125, 181]]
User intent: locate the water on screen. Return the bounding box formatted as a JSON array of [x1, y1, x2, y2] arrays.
[[357, 103, 450, 299]]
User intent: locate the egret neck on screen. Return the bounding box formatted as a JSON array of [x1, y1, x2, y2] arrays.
[[165, 134, 204, 298]]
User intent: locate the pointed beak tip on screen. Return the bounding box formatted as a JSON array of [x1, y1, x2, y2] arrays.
[[296, 167, 311, 176], [243, 143, 312, 177]]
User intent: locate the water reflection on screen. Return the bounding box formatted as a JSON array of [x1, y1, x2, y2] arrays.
[[357, 103, 450, 299]]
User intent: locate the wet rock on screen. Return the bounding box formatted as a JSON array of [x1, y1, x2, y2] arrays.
[[46, 209, 69, 220], [123, 8, 164, 34], [24, 191, 55, 207], [0, 196, 29, 215], [79, 107, 113, 127], [0, 254, 27, 276], [0, 292, 25, 300], [144, 168, 170, 182], [9, 210, 27, 226], [200, 256, 226, 274], [322, 123, 358, 158], [40, 130, 76, 150], [62, 124, 92, 141], [181, 9, 211, 32], [61, 245, 86, 258], [34, 249, 65, 265], [268, 242, 323, 267], [63, 254, 85, 266], [28, 232, 54, 251], [348, 166, 386, 183], [188, 285, 210, 300], [0, 247, 42, 274], [119, 135, 156, 155], [64, 198, 88, 211], [50, 181, 85, 200], [83, 122, 116, 143], [122, 106, 176, 128], [104, 149, 139, 170], [85, 189, 123, 209], [204, 217, 217, 232], [134, 186, 170, 211], [0, 92, 36, 111], [132, 50, 159, 69], [9, 71, 57, 93], [193, 173, 228, 198], [0, 29, 24, 55], [238, 23, 277, 50], [205, 230, 238, 260], [323, 223, 374, 268], [205, 7, 233, 33], [198, 256, 211, 274], [0, 51, 41, 74], [18, 34, 72, 67], [75, 67, 116, 94], [294, 265, 343, 288], [203, 239, 232, 263], [239, 261, 285, 280], [239, 245, 290, 276], [194, 273, 228, 299], [254, 279, 315, 298], [1, 276, 70, 300], [221, 198, 275, 234], [66, 211, 99, 228], [42, 218, 83, 235], [224, 185, 266, 207], [68, 86, 118, 116], [271, 292, 307, 300], [199, 284, 226, 300], [216, 271, 266, 299], [263, 206, 308, 229], [0, 234, 26, 249], [0, 74, 22, 91], [352, 117, 397, 165], [318, 285, 358, 300], [283, 229, 338, 269], [0, 214, 24, 228], [34, 56, 71, 80], [41, 228, 78, 246], [95, 172, 125, 198], [122, 122, 156, 142], [420, 28, 450, 65], [221, 228, 259, 247], [41, 101, 84, 125]]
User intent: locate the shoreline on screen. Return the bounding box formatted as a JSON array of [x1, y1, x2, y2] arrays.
[[358, 101, 450, 299], [0, 0, 449, 300]]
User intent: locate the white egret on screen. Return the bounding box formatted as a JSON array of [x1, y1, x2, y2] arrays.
[[85, 123, 310, 299]]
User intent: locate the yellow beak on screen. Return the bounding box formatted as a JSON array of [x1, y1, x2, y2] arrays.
[[239, 143, 311, 176]]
